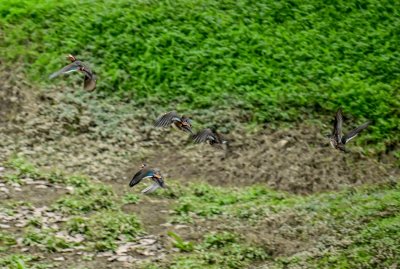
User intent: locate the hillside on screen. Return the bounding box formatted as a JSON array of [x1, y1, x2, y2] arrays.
[[0, 0, 399, 268]]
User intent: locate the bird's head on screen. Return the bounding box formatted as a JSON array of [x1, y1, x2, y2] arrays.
[[181, 117, 193, 133], [67, 54, 77, 62]]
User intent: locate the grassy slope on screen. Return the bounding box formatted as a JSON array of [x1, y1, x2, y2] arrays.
[[1, 158, 399, 268], [0, 0, 399, 153]]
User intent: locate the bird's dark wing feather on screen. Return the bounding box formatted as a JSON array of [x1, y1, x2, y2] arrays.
[[129, 170, 144, 187], [332, 108, 343, 142], [49, 62, 81, 79], [192, 128, 215, 143], [129, 169, 154, 187], [342, 121, 370, 144], [154, 111, 181, 127]]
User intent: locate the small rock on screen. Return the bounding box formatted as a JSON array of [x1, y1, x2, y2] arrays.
[[14, 187, 22, 192], [138, 238, 156, 246], [24, 178, 35, 184], [35, 185, 48, 189], [107, 256, 118, 262], [31, 180, 48, 185], [135, 248, 155, 256], [97, 251, 113, 257], [15, 223, 27, 228], [53, 257, 65, 261], [116, 256, 135, 263], [16, 238, 24, 246], [70, 234, 85, 243], [0, 224, 11, 229], [175, 225, 189, 230], [65, 186, 74, 194], [59, 248, 75, 253], [0, 187, 9, 194], [116, 245, 129, 255], [45, 212, 56, 218], [277, 139, 289, 148]]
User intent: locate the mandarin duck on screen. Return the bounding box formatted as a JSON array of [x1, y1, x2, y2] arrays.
[[330, 108, 370, 152], [154, 111, 193, 134], [129, 163, 165, 194], [49, 54, 96, 91], [192, 128, 228, 147]]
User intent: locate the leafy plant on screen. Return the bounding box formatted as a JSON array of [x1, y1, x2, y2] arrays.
[[122, 193, 141, 204], [167, 231, 194, 252], [22, 229, 72, 252], [66, 210, 142, 251]]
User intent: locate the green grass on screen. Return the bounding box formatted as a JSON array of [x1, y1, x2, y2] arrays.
[[66, 210, 142, 251], [0, 232, 17, 252], [155, 181, 400, 268], [139, 179, 400, 268], [22, 229, 72, 252], [0, 254, 52, 269], [1, 156, 399, 268], [169, 232, 268, 269], [0, 0, 399, 153], [155, 182, 300, 222], [53, 183, 117, 214]]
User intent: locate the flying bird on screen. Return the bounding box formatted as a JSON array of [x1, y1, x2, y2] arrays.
[[49, 54, 97, 91], [192, 128, 228, 147], [129, 163, 165, 194], [154, 111, 193, 134], [329, 108, 370, 152]]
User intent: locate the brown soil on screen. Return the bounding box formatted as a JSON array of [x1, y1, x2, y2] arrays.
[[0, 70, 397, 194]]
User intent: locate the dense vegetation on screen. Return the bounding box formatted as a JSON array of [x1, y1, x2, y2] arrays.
[[1, 0, 399, 153]]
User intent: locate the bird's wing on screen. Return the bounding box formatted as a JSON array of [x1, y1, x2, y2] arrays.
[[83, 73, 96, 91], [192, 128, 215, 143], [141, 183, 160, 194], [129, 170, 145, 187], [332, 108, 343, 142], [129, 169, 154, 187], [49, 62, 81, 79], [154, 111, 181, 127], [342, 121, 370, 144]]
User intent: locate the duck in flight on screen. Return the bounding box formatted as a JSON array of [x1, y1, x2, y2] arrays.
[[129, 164, 165, 194], [192, 128, 228, 148], [329, 108, 370, 152], [49, 54, 97, 91], [154, 111, 193, 134]]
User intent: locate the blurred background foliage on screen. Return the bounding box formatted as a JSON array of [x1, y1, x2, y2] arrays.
[[0, 0, 399, 154]]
